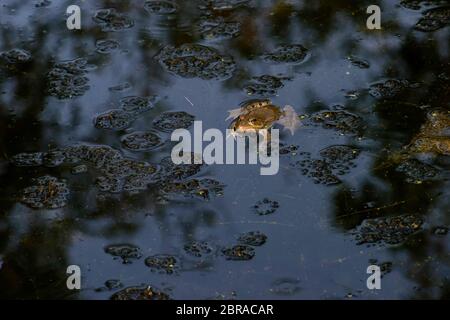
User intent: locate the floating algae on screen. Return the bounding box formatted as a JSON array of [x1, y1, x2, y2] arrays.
[[144, 0, 178, 14], [184, 241, 214, 258], [369, 79, 417, 99], [121, 131, 163, 151], [156, 44, 236, 80], [244, 75, 290, 97], [237, 231, 267, 246], [198, 18, 240, 40], [144, 254, 181, 274], [221, 245, 255, 261], [104, 244, 143, 264], [95, 39, 120, 54], [414, 6, 450, 32], [21, 176, 70, 209], [152, 111, 195, 132], [253, 198, 279, 215], [310, 110, 365, 135], [110, 285, 170, 300], [47, 58, 92, 99], [352, 214, 423, 245], [263, 44, 309, 64]]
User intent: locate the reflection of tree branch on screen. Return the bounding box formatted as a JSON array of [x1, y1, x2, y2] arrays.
[[336, 200, 407, 220]]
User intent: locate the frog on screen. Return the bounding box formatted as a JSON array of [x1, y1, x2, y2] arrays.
[[226, 99, 300, 136]]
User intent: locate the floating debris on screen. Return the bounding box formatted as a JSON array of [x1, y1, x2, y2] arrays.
[[253, 198, 279, 215], [21, 176, 70, 209], [104, 244, 143, 264], [95, 39, 120, 54], [414, 6, 450, 32], [47, 58, 91, 99], [221, 245, 255, 260], [244, 75, 289, 96], [144, 254, 180, 274], [121, 131, 162, 151], [156, 44, 236, 80], [152, 111, 195, 132], [144, 0, 177, 14], [263, 45, 309, 64], [110, 285, 170, 300], [352, 214, 423, 245], [93, 8, 134, 32], [237, 231, 267, 246], [184, 241, 214, 258]]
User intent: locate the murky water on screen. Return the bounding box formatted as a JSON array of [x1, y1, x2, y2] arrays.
[[0, 0, 449, 300]]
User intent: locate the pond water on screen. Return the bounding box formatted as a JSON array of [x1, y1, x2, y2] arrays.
[[0, 0, 449, 299]]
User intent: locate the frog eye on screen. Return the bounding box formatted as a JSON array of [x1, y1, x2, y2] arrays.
[[249, 118, 258, 125]]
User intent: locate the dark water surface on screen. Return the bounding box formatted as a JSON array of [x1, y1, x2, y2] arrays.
[[0, 0, 449, 299]]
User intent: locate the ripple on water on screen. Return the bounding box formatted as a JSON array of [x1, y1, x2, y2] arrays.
[[93, 8, 134, 32]]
